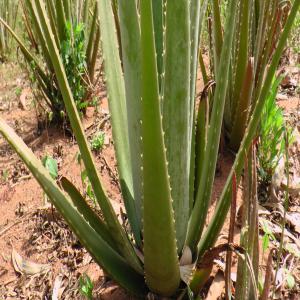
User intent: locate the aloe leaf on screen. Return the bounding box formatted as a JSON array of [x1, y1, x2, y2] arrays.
[[82, 0, 90, 29], [140, 0, 180, 295], [228, 0, 250, 146], [189, 0, 209, 209], [55, 0, 67, 44], [33, 0, 142, 274], [187, 0, 239, 252], [62, 0, 71, 23], [163, 0, 190, 252], [230, 59, 254, 151], [0, 119, 146, 296], [97, 0, 141, 247], [25, 0, 54, 73], [117, 0, 142, 247], [254, 3, 284, 107], [190, 0, 209, 113], [152, 0, 163, 89], [194, 85, 211, 200], [211, 0, 223, 76], [45, 0, 59, 46], [60, 177, 116, 249], [197, 0, 300, 258], [86, 3, 98, 69]]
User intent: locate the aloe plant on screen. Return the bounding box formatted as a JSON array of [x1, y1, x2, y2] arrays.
[[0, 0, 19, 61], [206, 0, 296, 151], [0, 0, 100, 122], [0, 0, 299, 298]]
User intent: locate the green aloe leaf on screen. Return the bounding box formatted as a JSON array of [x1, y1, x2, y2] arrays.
[[97, 0, 141, 246], [163, 0, 190, 252], [187, 0, 239, 252], [117, 0, 142, 246], [60, 177, 116, 249], [42, 156, 58, 179], [152, 0, 164, 90], [211, 0, 223, 75], [140, 0, 180, 295]]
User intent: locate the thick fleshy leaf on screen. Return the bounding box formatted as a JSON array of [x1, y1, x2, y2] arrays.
[[140, 0, 180, 295], [117, 0, 142, 246], [97, 0, 141, 246], [163, 0, 190, 252]]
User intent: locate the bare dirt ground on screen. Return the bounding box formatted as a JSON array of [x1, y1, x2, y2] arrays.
[[0, 54, 299, 299]]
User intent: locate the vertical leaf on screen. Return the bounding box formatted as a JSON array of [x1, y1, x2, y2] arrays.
[[97, 0, 141, 246], [163, 0, 190, 252], [140, 0, 180, 295], [152, 0, 163, 90], [118, 0, 142, 246]]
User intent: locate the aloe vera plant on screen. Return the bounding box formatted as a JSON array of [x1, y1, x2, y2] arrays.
[[0, 0, 100, 122], [0, 0, 299, 298], [206, 0, 295, 151], [0, 0, 19, 61]]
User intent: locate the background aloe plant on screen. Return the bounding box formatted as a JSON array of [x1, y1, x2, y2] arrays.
[[205, 0, 294, 151], [0, 0, 19, 61], [0, 0, 299, 298], [0, 0, 100, 122]]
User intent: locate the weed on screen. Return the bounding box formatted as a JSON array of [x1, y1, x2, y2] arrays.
[[76, 152, 96, 206], [42, 155, 58, 180], [15, 86, 22, 97], [258, 76, 293, 184], [261, 220, 276, 254], [78, 273, 94, 300], [1, 169, 9, 182], [61, 22, 87, 114], [90, 132, 105, 152]]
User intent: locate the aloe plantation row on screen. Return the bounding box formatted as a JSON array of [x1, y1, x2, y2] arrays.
[[0, 0, 299, 298]]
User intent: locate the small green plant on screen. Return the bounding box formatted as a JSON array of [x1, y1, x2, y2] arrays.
[[1, 169, 9, 182], [258, 76, 293, 183], [79, 273, 94, 300], [261, 220, 276, 254], [15, 86, 22, 97], [76, 152, 96, 206], [90, 132, 105, 152], [285, 269, 295, 290], [61, 22, 87, 114], [42, 155, 58, 180]]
